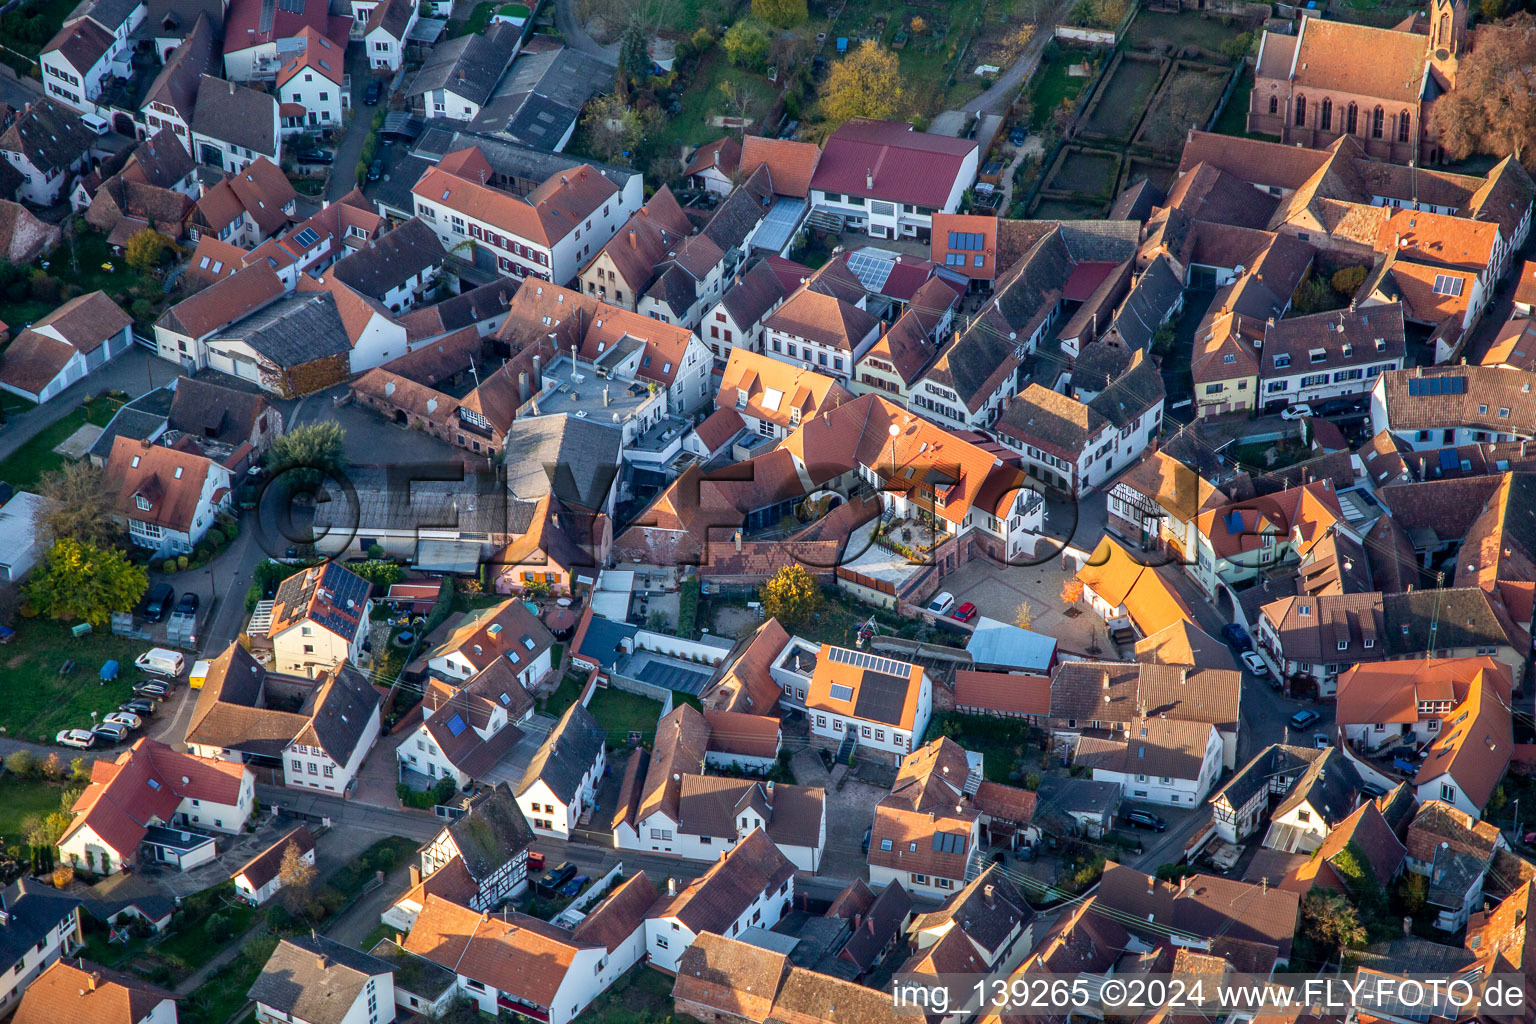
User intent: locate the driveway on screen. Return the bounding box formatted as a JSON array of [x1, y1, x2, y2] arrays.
[[552, 0, 619, 65], [324, 48, 385, 201], [0, 350, 182, 464], [938, 556, 1108, 657], [960, 0, 1079, 115], [287, 387, 468, 466]]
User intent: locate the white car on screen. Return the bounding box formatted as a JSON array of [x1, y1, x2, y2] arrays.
[[1240, 651, 1268, 676], [55, 729, 96, 749], [1313, 733, 1331, 749], [1280, 404, 1314, 421], [103, 711, 142, 730], [928, 592, 955, 615]]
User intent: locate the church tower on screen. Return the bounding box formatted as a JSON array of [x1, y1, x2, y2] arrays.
[[1427, 0, 1468, 82]]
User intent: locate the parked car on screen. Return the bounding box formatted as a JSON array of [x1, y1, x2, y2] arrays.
[[140, 582, 174, 622], [1124, 809, 1167, 832], [133, 681, 170, 700], [861, 827, 871, 853], [536, 861, 576, 895], [135, 648, 185, 676], [928, 592, 956, 615], [55, 729, 96, 749], [93, 723, 129, 745], [559, 874, 590, 897], [1009, 124, 1029, 145], [119, 698, 156, 716], [1220, 623, 1253, 653], [367, 158, 383, 182], [297, 149, 333, 164], [954, 601, 979, 623], [1280, 404, 1314, 421], [1289, 709, 1320, 730], [1240, 651, 1268, 676], [103, 711, 142, 730], [364, 80, 382, 105], [176, 592, 199, 615], [1313, 733, 1331, 749]]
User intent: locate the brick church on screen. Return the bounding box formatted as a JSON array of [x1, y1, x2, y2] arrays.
[[1247, 0, 1471, 164]]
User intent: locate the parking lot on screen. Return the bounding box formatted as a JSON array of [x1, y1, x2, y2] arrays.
[[937, 557, 1107, 657]]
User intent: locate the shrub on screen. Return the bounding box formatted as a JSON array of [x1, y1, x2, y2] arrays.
[[1331, 265, 1368, 295], [162, 559, 177, 574], [192, 544, 211, 563], [206, 911, 233, 941], [6, 750, 36, 778], [175, 555, 188, 571]]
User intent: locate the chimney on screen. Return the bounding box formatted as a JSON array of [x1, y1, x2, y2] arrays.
[[983, 884, 995, 907], [628, 230, 637, 249], [604, 385, 610, 407], [533, 353, 543, 380], [409, 865, 421, 886], [519, 370, 530, 403], [865, 169, 873, 190], [734, 530, 742, 552], [87, 974, 97, 993]]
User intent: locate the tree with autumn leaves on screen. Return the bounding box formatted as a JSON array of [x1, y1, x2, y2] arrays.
[[1427, 23, 1536, 167], [820, 41, 905, 127], [760, 565, 821, 630], [24, 538, 147, 627]]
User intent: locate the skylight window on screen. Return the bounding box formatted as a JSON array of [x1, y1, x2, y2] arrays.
[[761, 388, 784, 412], [828, 683, 854, 701]]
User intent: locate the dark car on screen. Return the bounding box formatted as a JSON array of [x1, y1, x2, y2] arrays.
[[1125, 810, 1168, 832], [559, 874, 590, 897], [176, 592, 199, 615], [367, 158, 383, 182], [298, 149, 333, 164], [1289, 709, 1321, 730], [119, 698, 156, 716], [536, 861, 577, 895], [92, 722, 129, 745], [1220, 623, 1253, 653], [132, 680, 170, 700], [140, 582, 174, 622], [364, 80, 382, 105], [1009, 124, 1028, 145], [861, 827, 871, 853]]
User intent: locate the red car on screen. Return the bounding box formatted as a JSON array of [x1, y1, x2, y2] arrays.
[[955, 601, 978, 622]]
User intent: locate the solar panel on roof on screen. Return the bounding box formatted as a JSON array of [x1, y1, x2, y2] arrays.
[[829, 683, 854, 701], [446, 713, 467, 737], [844, 249, 896, 293], [1407, 376, 1467, 396], [827, 645, 908, 678], [1438, 448, 1458, 471], [293, 227, 320, 248], [1224, 510, 1244, 534]]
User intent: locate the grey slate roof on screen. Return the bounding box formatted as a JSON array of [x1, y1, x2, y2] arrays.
[[312, 468, 539, 537], [248, 935, 394, 1024], [214, 292, 350, 365], [441, 783, 535, 880], [366, 939, 457, 999], [412, 125, 641, 193], [72, 0, 143, 32], [0, 881, 81, 972], [191, 75, 277, 158], [1211, 743, 1323, 814], [1088, 354, 1165, 429], [502, 413, 621, 510], [89, 384, 175, 461], [517, 701, 604, 804], [702, 164, 774, 252], [471, 47, 610, 150], [0, 99, 94, 175], [167, 375, 270, 446], [305, 663, 381, 765], [329, 217, 445, 302], [408, 22, 519, 107], [1107, 254, 1183, 352], [721, 258, 788, 327], [908, 864, 1032, 954]]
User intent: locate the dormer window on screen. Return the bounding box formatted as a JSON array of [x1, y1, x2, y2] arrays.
[[135, 495, 150, 511]]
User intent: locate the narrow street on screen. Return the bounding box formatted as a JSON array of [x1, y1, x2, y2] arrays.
[[961, 0, 1079, 115], [324, 48, 383, 201]]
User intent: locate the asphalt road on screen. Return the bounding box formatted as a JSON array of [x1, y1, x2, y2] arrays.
[[962, 0, 1080, 115]]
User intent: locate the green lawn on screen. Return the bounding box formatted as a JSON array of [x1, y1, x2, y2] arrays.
[[1120, 9, 1249, 53], [0, 396, 121, 489], [452, 0, 495, 36], [329, 836, 417, 899], [933, 714, 1046, 783], [581, 963, 677, 1024], [672, 49, 777, 148], [1212, 65, 1254, 138], [586, 687, 666, 744], [1028, 51, 1092, 131], [154, 884, 259, 970], [0, 776, 74, 848], [0, 616, 154, 743], [181, 933, 278, 1024], [542, 672, 588, 717]]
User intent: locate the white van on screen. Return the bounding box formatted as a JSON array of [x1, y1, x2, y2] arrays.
[[135, 648, 185, 677], [80, 113, 110, 136]]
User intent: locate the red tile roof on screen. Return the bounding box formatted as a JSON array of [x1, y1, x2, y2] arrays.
[[13, 959, 174, 1024], [404, 896, 597, 1007], [739, 136, 822, 199], [930, 213, 997, 281], [414, 154, 618, 248], [103, 435, 219, 533], [61, 739, 248, 859], [954, 670, 1051, 717], [811, 119, 976, 210]]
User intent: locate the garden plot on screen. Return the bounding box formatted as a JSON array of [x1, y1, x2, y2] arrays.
[[1041, 146, 1123, 202], [1132, 60, 1231, 152], [1079, 51, 1163, 144]]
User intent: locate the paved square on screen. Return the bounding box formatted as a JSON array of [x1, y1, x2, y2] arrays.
[[52, 424, 102, 459]]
